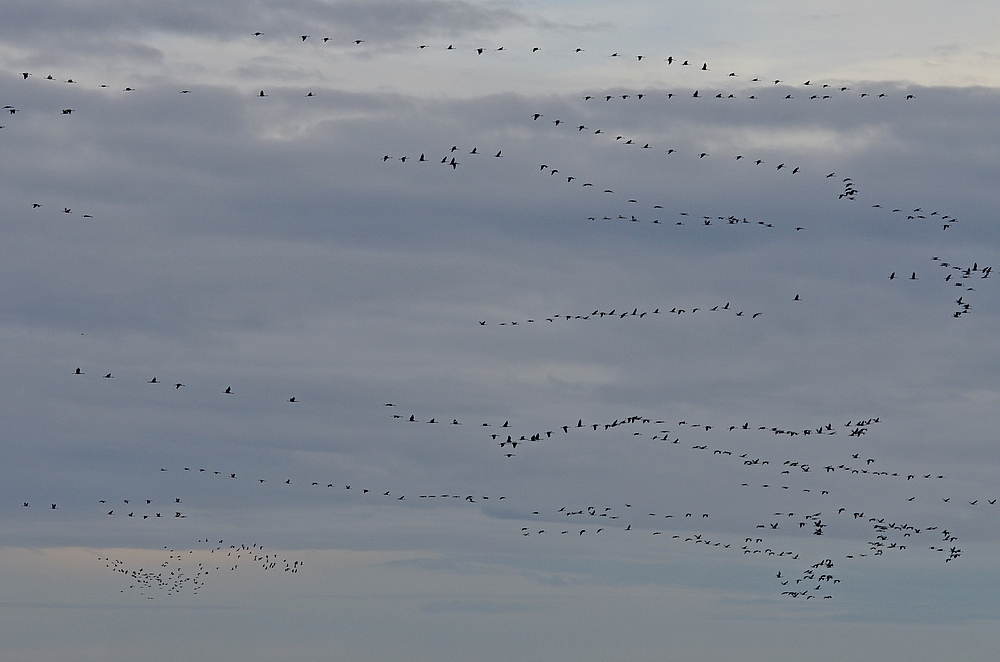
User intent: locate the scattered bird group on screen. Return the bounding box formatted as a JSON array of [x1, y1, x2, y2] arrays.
[[888, 256, 991, 317]]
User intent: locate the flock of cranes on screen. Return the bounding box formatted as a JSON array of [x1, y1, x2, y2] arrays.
[[13, 360, 989, 600], [99, 542, 302, 600], [23, 404, 981, 601], [480, 303, 764, 326], [4, 22, 992, 606]]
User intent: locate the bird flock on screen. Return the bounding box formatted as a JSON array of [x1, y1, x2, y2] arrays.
[[64, 367, 300, 403], [99, 541, 302, 600], [381, 94, 967, 242], [67, 411, 989, 600], [4, 19, 995, 609], [16, 428, 974, 605], [386, 409, 979, 597], [23, 408, 983, 601], [884, 256, 993, 318], [479, 302, 766, 327]]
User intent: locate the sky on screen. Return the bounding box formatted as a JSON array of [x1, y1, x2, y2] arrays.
[[2, 1, 1000, 660]]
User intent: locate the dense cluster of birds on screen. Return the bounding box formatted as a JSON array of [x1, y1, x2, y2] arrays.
[[99, 541, 301, 600]]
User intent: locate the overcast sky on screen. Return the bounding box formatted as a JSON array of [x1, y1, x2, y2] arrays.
[[2, 2, 1000, 660]]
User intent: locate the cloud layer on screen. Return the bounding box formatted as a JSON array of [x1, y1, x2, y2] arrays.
[[2, 2, 1000, 661]]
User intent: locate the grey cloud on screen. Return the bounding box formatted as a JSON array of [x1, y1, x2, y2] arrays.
[[2, 39, 1000, 657], [421, 599, 539, 614], [0, 0, 530, 43]]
